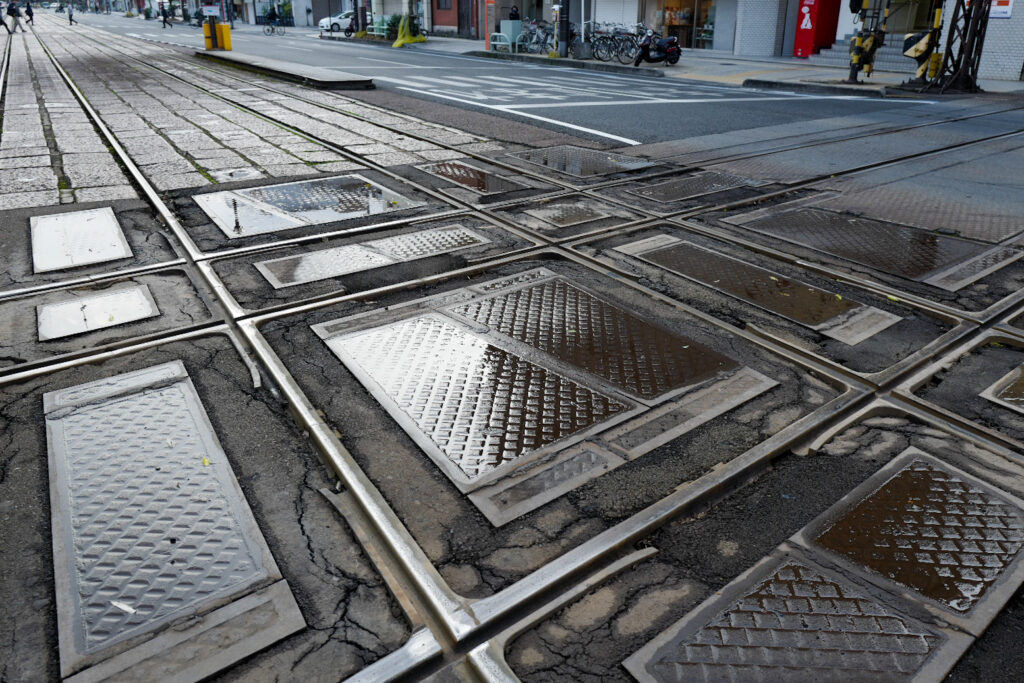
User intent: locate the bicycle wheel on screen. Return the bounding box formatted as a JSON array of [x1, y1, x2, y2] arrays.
[[263, 24, 272, 35], [592, 36, 611, 61], [277, 25, 285, 35], [616, 36, 637, 64]]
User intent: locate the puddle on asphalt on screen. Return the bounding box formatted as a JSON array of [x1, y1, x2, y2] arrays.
[[419, 161, 527, 194]]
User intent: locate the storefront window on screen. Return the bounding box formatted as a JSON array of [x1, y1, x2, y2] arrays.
[[644, 0, 715, 49]]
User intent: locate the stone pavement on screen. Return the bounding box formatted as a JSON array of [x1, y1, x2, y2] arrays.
[[3, 15, 1024, 683]]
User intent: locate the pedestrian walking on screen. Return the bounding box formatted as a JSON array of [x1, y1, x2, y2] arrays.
[[6, 2, 26, 31], [160, 4, 172, 27], [24, 1, 33, 25], [1, 6, 10, 34], [68, 2, 77, 24]]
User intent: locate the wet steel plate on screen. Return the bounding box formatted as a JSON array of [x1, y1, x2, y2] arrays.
[[254, 225, 491, 288], [320, 314, 629, 485], [615, 235, 901, 345], [796, 448, 1024, 635], [195, 175, 423, 239], [624, 553, 963, 683], [508, 145, 655, 178], [626, 172, 751, 203], [31, 207, 133, 273], [523, 203, 611, 228], [418, 161, 527, 195], [36, 284, 159, 341], [981, 364, 1024, 416], [737, 208, 991, 281], [44, 361, 301, 677], [447, 277, 738, 400]]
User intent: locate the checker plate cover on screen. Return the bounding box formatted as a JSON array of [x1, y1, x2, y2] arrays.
[[627, 172, 749, 203], [449, 279, 738, 399], [522, 203, 610, 228], [327, 315, 628, 480], [742, 208, 988, 280], [815, 459, 1024, 613]]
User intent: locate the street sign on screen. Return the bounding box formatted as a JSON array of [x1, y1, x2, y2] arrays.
[[202, 5, 219, 16]]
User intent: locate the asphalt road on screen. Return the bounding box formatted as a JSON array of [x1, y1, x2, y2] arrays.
[[67, 11, 928, 144]]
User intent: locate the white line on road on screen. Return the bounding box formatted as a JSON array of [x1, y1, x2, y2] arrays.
[[388, 85, 641, 144], [504, 95, 880, 109]]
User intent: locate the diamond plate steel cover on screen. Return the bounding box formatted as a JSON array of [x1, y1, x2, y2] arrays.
[[448, 279, 738, 400], [418, 161, 527, 195], [626, 172, 750, 204], [808, 452, 1024, 619], [324, 314, 628, 484], [922, 247, 1023, 292], [741, 208, 989, 281], [30, 207, 133, 273], [44, 362, 276, 673], [255, 226, 491, 288], [522, 203, 610, 228], [508, 145, 655, 178], [624, 554, 957, 683]]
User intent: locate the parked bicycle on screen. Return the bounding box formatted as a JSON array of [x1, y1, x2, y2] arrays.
[[516, 19, 554, 54]]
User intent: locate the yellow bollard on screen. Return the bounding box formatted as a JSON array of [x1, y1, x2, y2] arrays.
[[203, 22, 214, 50], [216, 23, 232, 50]]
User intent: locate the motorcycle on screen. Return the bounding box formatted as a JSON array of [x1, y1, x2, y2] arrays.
[[633, 29, 680, 66]]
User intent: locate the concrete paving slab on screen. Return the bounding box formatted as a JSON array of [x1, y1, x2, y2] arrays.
[[30, 207, 133, 273]]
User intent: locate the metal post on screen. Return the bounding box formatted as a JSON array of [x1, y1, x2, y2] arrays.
[[558, 0, 568, 56]]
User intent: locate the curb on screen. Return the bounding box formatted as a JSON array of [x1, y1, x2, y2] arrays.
[[464, 50, 665, 78], [742, 77, 887, 98], [194, 51, 375, 90]]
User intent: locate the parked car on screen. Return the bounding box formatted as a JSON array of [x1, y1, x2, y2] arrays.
[[318, 10, 353, 32]]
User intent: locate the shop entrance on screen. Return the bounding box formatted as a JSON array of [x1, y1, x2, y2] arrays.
[[641, 0, 734, 50]]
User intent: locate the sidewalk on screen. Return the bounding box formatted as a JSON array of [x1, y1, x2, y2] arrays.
[[403, 32, 1024, 95]]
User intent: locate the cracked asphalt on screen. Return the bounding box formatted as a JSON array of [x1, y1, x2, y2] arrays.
[[3, 13, 1024, 683]]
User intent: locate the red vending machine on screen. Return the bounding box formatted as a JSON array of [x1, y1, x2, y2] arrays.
[[793, 0, 842, 58]]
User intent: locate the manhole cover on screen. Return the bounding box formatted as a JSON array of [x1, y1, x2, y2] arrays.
[[509, 145, 655, 178], [30, 207, 133, 273], [625, 556, 946, 682], [742, 208, 989, 280], [254, 226, 490, 288], [418, 161, 527, 195], [37, 285, 159, 341], [448, 278, 737, 399], [523, 203, 610, 228], [627, 172, 750, 203], [324, 314, 629, 481], [196, 174, 422, 239], [815, 457, 1024, 613]]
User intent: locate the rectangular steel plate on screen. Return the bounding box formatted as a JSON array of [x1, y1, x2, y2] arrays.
[[615, 236, 901, 345], [255, 225, 491, 288], [508, 145, 655, 178], [313, 268, 774, 525], [196, 174, 424, 239], [417, 161, 527, 195], [624, 548, 971, 683], [36, 284, 159, 341], [737, 208, 990, 281], [322, 313, 630, 487], [980, 364, 1024, 417], [44, 361, 300, 678], [625, 172, 751, 204], [522, 203, 611, 228], [922, 246, 1024, 292], [793, 448, 1024, 637], [447, 278, 739, 400], [30, 207, 133, 273]]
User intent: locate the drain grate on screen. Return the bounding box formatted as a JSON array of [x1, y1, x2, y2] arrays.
[[625, 556, 946, 682], [418, 161, 527, 195], [30, 207, 133, 273], [742, 208, 989, 280], [326, 315, 628, 481], [523, 203, 610, 228], [448, 278, 737, 399], [508, 145, 654, 178], [815, 458, 1024, 613], [37, 285, 159, 341], [255, 226, 490, 288], [627, 172, 750, 204]]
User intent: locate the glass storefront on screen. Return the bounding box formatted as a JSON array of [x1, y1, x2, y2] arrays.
[[642, 0, 714, 49]]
